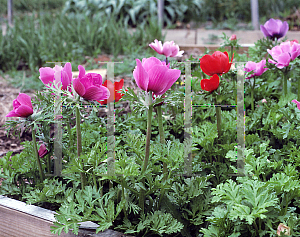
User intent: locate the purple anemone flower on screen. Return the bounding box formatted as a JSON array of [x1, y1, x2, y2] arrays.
[[260, 18, 289, 40]]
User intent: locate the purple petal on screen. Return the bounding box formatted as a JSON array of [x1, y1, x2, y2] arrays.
[[280, 21, 289, 37], [260, 25, 271, 38], [73, 78, 85, 97], [133, 59, 149, 91]]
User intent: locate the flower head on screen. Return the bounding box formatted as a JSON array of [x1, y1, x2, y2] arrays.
[[200, 74, 220, 92], [268, 41, 300, 69], [73, 65, 110, 101], [200, 51, 233, 76], [97, 79, 125, 104], [277, 223, 290, 236], [6, 93, 33, 118], [39, 62, 73, 91], [38, 144, 48, 158], [133, 57, 181, 96], [260, 18, 289, 40], [149, 39, 184, 57], [244, 60, 268, 79], [229, 34, 237, 41]]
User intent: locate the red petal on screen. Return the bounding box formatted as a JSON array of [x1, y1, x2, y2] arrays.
[[200, 74, 220, 92]]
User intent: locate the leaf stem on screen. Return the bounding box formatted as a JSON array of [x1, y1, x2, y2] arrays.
[[283, 69, 288, 96], [31, 125, 44, 182], [251, 76, 256, 111], [215, 97, 222, 139]]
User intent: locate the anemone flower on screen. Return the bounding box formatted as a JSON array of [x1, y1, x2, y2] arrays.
[[200, 51, 233, 76], [6, 93, 33, 118], [73, 65, 110, 101], [39, 62, 73, 91], [268, 41, 300, 69], [244, 60, 268, 79], [149, 39, 184, 57], [260, 18, 289, 40], [133, 57, 181, 96]]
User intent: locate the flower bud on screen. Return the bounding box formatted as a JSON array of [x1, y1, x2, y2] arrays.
[[277, 223, 290, 236], [229, 34, 237, 41], [262, 99, 267, 103]]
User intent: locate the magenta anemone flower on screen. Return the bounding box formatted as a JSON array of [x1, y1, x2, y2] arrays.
[[260, 18, 289, 40], [244, 60, 268, 79], [268, 41, 300, 69], [39, 62, 73, 91], [149, 39, 184, 57], [38, 144, 48, 158], [292, 100, 300, 110], [6, 93, 33, 118], [73, 65, 110, 101], [133, 57, 181, 96]]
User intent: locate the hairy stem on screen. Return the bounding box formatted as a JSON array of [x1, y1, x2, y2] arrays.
[[32, 125, 44, 182], [139, 92, 153, 215]]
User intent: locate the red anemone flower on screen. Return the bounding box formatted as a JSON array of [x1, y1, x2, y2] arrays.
[[200, 74, 220, 92], [200, 51, 233, 76], [97, 79, 125, 105]]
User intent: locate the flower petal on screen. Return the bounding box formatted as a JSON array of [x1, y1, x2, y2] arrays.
[[78, 65, 86, 79], [156, 69, 181, 95], [39, 67, 54, 86], [83, 86, 110, 101], [201, 74, 219, 92], [17, 93, 32, 108], [147, 65, 169, 94], [133, 59, 149, 91], [15, 105, 33, 117], [73, 78, 86, 97]]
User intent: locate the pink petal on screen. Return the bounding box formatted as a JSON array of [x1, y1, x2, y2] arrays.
[[162, 42, 172, 57], [63, 62, 73, 80], [6, 110, 19, 117], [277, 52, 291, 67], [61, 71, 70, 90], [73, 78, 85, 97], [83, 86, 109, 101], [133, 59, 149, 91], [78, 65, 86, 79], [147, 65, 169, 94], [15, 105, 33, 117], [17, 93, 32, 108], [142, 57, 163, 72], [149, 39, 163, 54], [292, 99, 300, 110], [156, 69, 181, 95], [39, 67, 54, 86]]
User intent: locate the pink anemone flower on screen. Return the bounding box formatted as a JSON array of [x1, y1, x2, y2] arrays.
[[6, 93, 33, 118], [133, 57, 181, 96], [73, 65, 110, 101], [39, 62, 73, 91], [244, 60, 268, 79], [149, 39, 184, 57], [268, 41, 300, 69]]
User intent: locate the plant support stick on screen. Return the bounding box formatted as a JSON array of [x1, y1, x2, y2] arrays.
[[76, 105, 87, 189]]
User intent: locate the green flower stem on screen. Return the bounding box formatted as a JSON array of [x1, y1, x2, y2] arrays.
[[251, 77, 256, 111], [67, 118, 73, 151], [47, 153, 51, 174], [230, 45, 234, 61], [297, 76, 300, 101], [31, 125, 44, 182], [283, 69, 288, 96], [215, 100, 222, 139], [121, 179, 127, 219], [139, 91, 153, 215], [76, 106, 87, 190]]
